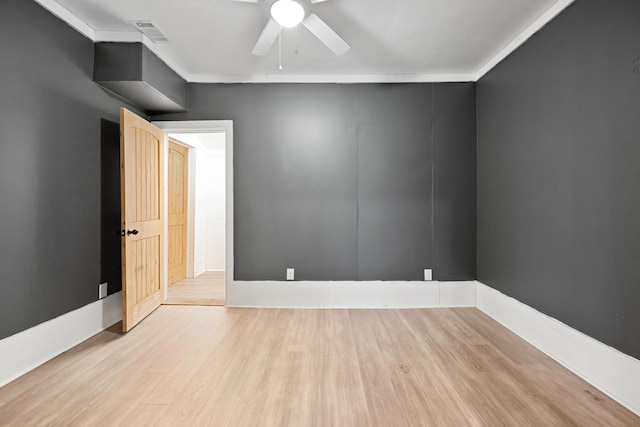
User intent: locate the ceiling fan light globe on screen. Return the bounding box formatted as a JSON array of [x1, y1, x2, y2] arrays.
[[271, 0, 305, 28]]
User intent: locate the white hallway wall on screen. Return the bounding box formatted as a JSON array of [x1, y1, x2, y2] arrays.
[[194, 139, 226, 275]]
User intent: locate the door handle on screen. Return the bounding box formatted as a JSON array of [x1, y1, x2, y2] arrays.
[[121, 229, 139, 236]]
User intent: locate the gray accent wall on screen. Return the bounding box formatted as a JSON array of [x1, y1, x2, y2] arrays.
[[0, 0, 134, 340], [477, 0, 640, 359], [153, 83, 476, 282]]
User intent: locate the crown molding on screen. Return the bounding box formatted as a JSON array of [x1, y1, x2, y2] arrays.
[[93, 30, 142, 43], [36, 0, 575, 84], [187, 73, 476, 84], [34, 0, 95, 39], [473, 0, 576, 81]]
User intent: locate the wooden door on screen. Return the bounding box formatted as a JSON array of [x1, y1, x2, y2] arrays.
[[120, 108, 164, 332], [168, 139, 188, 285]]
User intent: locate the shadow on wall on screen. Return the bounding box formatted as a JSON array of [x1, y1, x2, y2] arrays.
[[100, 119, 121, 295]]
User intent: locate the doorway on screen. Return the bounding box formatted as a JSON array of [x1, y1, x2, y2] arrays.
[[154, 121, 233, 307]]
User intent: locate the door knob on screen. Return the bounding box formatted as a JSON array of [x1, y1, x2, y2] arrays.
[[127, 229, 139, 236]]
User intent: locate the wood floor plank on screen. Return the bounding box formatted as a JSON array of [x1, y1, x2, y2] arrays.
[[119, 404, 169, 427], [0, 307, 637, 426], [0, 325, 122, 406], [156, 309, 261, 426], [166, 271, 224, 305], [351, 309, 480, 426], [0, 306, 197, 426], [142, 308, 232, 405], [65, 307, 223, 426]]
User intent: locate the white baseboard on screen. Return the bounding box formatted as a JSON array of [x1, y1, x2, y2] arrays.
[[226, 281, 477, 309], [476, 282, 640, 417], [0, 292, 122, 388]]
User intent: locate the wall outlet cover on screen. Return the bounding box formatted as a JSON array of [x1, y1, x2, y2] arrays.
[[424, 269, 433, 281], [99, 283, 108, 299], [286, 268, 295, 281]]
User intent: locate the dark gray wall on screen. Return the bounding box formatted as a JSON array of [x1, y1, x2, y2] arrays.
[[477, 0, 640, 359], [153, 83, 476, 281], [100, 120, 122, 293], [0, 0, 133, 340]]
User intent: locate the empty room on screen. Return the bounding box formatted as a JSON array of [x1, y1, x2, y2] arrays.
[[0, 0, 639, 425]]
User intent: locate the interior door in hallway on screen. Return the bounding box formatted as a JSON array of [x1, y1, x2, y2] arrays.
[[168, 139, 188, 285], [120, 108, 164, 332]]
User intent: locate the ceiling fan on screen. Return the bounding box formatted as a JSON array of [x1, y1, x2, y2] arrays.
[[232, 0, 350, 57]]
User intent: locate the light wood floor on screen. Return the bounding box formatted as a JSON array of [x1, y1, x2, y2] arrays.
[[0, 307, 637, 426], [166, 271, 225, 306]]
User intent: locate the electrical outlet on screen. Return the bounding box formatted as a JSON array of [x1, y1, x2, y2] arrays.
[[99, 283, 108, 299], [286, 268, 295, 281], [423, 269, 433, 281]]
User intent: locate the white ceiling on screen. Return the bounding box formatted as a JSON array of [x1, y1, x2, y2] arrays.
[[39, 0, 573, 82]]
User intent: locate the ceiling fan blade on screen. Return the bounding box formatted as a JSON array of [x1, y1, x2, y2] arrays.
[[309, 0, 332, 3], [302, 13, 350, 56], [252, 18, 280, 56]]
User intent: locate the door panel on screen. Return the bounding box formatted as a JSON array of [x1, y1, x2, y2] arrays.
[[168, 139, 188, 285], [121, 108, 164, 332]]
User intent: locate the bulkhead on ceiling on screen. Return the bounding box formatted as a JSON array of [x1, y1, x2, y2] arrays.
[[93, 42, 188, 114]]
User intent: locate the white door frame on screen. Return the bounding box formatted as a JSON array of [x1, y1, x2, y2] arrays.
[[153, 120, 233, 304]]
